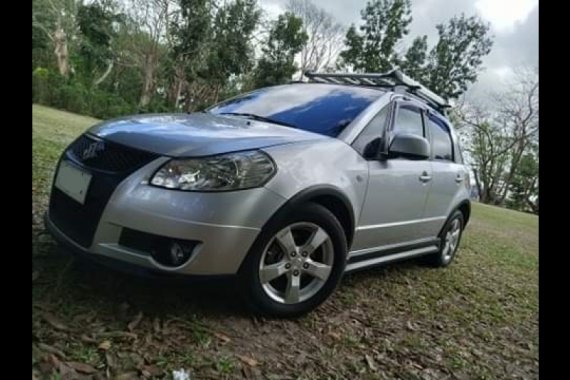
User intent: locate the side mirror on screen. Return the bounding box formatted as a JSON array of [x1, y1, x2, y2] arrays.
[[388, 133, 430, 160]]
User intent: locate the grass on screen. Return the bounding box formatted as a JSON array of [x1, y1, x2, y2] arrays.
[[32, 104, 538, 379]]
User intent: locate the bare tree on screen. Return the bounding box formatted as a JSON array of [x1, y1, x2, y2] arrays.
[[457, 67, 538, 206], [286, 0, 345, 78], [120, 0, 175, 108], [494, 67, 539, 204]]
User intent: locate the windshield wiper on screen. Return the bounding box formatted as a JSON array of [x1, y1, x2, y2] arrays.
[[218, 112, 296, 129]]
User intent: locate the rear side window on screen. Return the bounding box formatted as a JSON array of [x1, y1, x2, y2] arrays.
[[393, 106, 424, 137], [428, 117, 453, 161]]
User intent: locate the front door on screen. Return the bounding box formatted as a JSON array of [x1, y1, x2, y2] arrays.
[[351, 100, 433, 253]]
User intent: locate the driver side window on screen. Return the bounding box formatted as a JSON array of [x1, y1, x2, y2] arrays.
[[352, 106, 389, 158], [393, 105, 425, 137]]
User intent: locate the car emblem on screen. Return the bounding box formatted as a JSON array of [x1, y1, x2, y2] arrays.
[[82, 140, 105, 160]]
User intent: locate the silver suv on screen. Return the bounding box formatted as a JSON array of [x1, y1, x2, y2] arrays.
[[46, 71, 470, 317]]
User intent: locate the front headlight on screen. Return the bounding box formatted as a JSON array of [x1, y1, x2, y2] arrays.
[[150, 150, 276, 191]]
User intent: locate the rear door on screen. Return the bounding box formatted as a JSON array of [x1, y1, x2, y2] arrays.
[[422, 113, 468, 236], [351, 100, 433, 252]]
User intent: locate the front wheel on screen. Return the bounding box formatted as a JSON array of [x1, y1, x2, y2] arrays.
[[238, 203, 347, 318]]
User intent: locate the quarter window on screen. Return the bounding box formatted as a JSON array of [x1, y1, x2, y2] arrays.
[[428, 117, 453, 161], [352, 106, 389, 157]]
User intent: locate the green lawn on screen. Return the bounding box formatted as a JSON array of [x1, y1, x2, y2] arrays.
[[32, 105, 538, 379]]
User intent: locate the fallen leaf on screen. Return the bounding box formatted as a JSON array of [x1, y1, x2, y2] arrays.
[[80, 334, 97, 343], [327, 331, 341, 340], [67, 361, 97, 374], [128, 311, 143, 332], [98, 340, 112, 351], [141, 365, 163, 377], [97, 331, 138, 340], [406, 321, 417, 331], [43, 313, 68, 331], [37, 343, 66, 359], [214, 332, 231, 343], [365, 354, 377, 371], [105, 352, 116, 369], [115, 371, 139, 380], [153, 318, 161, 334], [237, 354, 259, 367]]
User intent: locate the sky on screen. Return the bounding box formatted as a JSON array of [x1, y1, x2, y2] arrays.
[[259, 0, 538, 102]]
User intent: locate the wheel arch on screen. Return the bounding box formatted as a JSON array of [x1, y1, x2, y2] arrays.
[[267, 185, 356, 249]]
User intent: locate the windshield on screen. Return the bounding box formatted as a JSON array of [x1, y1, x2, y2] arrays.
[[207, 83, 383, 137]]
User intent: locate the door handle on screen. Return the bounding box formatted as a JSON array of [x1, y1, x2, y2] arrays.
[[455, 174, 464, 183], [419, 171, 432, 183]]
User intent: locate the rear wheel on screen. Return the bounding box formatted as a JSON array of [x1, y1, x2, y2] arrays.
[[424, 210, 464, 267], [238, 203, 347, 318]]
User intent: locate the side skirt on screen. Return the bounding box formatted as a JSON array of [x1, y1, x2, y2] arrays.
[[344, 238, 440, 273]]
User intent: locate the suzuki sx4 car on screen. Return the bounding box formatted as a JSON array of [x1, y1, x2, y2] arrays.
[[46, 71, 471, 317]]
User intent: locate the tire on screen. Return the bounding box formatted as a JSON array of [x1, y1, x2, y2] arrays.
[[238, 202, 347, 318], [424, 210, 465, 267]]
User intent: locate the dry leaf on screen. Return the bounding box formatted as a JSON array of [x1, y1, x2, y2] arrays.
[[98, 340, 112, 351], [67, 361, 97, 374], [153, 318, 161, 333], [80, 334, 97, 343], [37, 343, 66, 359], [43, 313, 68, 331], [141, 365, 163, 377], [105, 352, 116, 369], [365, 354, 377, 371], [214, 332, 231, 343], [237, 354, 259, 367], [128, 311, 143, 332], [97, 331, 137, 340], [115, 371, 139, 380], [327, 331, 341, 340]]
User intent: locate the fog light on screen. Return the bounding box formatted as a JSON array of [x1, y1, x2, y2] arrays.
[[169, 242, 192, 266], [150, 239, 197, 267]]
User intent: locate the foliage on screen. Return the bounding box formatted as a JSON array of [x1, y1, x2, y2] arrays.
[[339, 0, 412, 72], [32, 0, 498, 118], [252, 12, 308, 88], [424, 14, 493, 99]]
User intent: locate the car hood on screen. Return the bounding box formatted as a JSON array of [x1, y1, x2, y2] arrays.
[[88, 113, 327, 157]]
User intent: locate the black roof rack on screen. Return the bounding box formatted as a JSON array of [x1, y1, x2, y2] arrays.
[[304, 69, 451, 114]]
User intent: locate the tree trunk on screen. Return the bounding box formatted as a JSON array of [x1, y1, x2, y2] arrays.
[[139, 54, 156, 108], [53, 19, 70, 77], [94, 61, 114, 86], [498, 141, 526, 205]]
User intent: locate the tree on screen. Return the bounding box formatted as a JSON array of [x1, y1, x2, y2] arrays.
[[169, 0, 213, 109], [507, 151, 538, 213], [253, 12, 308, 88], [32, 0, 80, 77], [400, 35, 427, 83], [457, 68, 538, 208], [285, 0, 344, 77], [120, 0, 174, 108], [77, 0, 121, 86], [424, 14, 493, 99], [338, 0, 412, 72], [205, 0, 261, 101]]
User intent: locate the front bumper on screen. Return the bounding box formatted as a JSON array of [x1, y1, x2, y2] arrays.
[[46, 156, 287, 276]]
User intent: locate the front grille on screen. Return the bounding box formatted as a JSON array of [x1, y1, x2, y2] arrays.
[[69, 134, 158, 173], [49, 135, 159, 247]]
